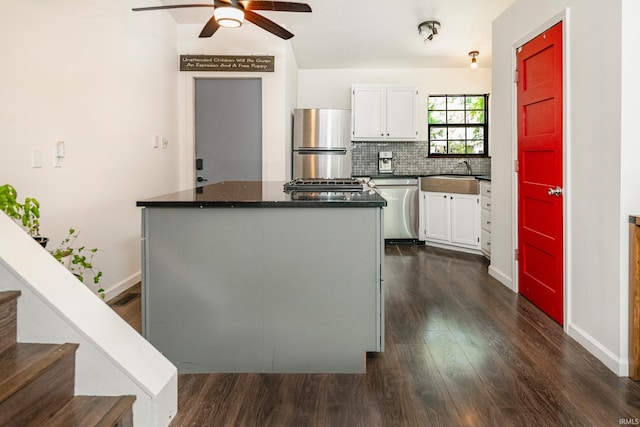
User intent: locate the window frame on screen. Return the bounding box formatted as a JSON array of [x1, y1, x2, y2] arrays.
[[427, 94, 489, 157]]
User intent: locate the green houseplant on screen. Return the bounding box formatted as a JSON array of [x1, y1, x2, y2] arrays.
[[51, 228, 104, 299], [0, 184, 48, 247]]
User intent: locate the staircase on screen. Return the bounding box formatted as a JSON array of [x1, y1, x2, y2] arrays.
[[0, 291, 136, 426]]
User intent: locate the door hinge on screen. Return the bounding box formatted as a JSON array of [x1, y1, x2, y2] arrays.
[[514, 69, 519, 84], [514, 159, 519, 172], [515, 248, 519, 261]]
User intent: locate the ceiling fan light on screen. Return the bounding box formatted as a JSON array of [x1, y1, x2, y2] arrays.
[[214, 6, 244, 28]]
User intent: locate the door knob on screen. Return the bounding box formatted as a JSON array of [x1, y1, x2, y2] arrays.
[[197, 176, 208, 183], [548, 186, 563, 196]]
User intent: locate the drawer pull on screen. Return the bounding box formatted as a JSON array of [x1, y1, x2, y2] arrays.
[[487, 203, 491, 207]]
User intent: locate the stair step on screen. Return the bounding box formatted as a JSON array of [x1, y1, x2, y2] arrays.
[[0, 342, 78, 426], [0, 291, 21, 354], [29, 395, 136, 427]]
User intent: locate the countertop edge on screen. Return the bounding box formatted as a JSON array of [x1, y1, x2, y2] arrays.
[[136, 200, 387, 208], [357, 174, 491, 181]]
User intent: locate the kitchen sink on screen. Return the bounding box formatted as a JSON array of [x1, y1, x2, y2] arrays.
[[420, 175, 479, 194]]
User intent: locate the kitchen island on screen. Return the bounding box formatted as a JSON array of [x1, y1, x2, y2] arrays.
[[136, 181, 386, 374]]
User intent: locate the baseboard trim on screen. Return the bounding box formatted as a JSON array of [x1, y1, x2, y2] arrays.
[[423, 241, 482, 256], [567, 322, 628, 377], [103, 272, 141, 302], [488, 265, 512, 290]]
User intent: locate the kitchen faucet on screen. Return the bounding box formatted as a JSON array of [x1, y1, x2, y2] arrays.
[[458, 159, 472, 175]]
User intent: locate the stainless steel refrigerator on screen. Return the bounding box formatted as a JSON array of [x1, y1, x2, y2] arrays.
[[292, 108, 352, 179]]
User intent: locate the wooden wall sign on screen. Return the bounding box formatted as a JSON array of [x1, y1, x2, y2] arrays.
[[180, 55, 274, 72]]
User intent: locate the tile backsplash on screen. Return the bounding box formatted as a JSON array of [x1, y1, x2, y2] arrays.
[[352, 141, 491, 177]]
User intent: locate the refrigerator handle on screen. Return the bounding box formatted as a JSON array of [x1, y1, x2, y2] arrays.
[[295, 148, 348, 154]]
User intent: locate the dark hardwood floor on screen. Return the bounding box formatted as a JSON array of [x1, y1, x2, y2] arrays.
[[109, 245, 640, 426]]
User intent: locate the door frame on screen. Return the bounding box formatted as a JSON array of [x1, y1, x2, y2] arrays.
[[511, 9, 571, 329], [178, 74, 268, 190]]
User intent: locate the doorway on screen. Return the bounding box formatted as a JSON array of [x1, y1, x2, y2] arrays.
[[194, 78, 262, 187], [516, 22, 564, 325]]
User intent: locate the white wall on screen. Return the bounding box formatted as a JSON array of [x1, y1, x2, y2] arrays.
[[492, 0, 639, 375], [177, 24, 295, 186], [0, 1, 180, 299], [298, 68, 491, 141]]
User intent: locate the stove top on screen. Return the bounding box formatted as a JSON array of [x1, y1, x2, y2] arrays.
[[284, 178, 364, 192]]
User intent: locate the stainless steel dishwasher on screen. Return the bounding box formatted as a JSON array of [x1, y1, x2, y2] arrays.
[[369, 177, 419, 242]]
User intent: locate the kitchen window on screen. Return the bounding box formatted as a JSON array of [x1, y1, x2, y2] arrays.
[[428, 94, 489, 156]]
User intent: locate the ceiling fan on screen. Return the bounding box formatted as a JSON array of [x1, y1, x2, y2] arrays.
[[132, 1, 312, 40]]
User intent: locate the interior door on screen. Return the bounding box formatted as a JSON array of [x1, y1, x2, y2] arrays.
[[195, 78, 262, 187], [517, 22, 564, 324]]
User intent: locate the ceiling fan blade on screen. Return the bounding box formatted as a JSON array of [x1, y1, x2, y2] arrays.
[[242, 1, 311, 12], [244, 9, 294, 39], [132, 4, 216, 12], [199, 15, 220, 37]]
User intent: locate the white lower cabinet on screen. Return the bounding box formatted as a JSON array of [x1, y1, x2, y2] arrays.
[[479, 180, 492, 258], [420, 191, 481, 251]]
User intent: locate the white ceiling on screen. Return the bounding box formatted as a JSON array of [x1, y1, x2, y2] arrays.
[[148, 0, 515, 69]]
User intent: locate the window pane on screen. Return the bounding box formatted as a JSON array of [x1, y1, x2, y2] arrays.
[[467, 139, 484, 154], [466, 110, 485, 124], [449, 141, 466, 154], [448, 127, 466, 140], [429, 97, 446, 110], [465, 96, 485, 110], [466, 127, 484, 141], [447, 111, 465, 124], [428, 111, 446, 124], [430, 141, 447, 154], [430, 127, 446, 140], [448, 96, 465, 110]]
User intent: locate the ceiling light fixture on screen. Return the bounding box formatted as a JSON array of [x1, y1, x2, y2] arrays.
[[214, 5, 244, 28], [469, 51, 479, 69], [418, 21, 440, 43]]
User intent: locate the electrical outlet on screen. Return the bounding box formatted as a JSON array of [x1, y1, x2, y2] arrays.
[[161, 137, 169, 149]]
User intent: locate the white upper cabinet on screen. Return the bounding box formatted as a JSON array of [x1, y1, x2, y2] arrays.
[[351, 84, 418, 141], [351, 87, 385, 139]]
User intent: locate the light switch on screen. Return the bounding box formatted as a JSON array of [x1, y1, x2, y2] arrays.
[[53, 141, 65, 168], [31, 147, 43, 168], [152, 135, 160, 149], [56, 141, 65, 158]]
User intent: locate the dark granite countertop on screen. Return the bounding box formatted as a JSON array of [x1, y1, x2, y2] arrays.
[[137, 181, 387, 208], [356, 174, 491, 180]]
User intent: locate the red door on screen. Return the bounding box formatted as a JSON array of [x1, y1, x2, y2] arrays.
[[517, 22, 564, 325]]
